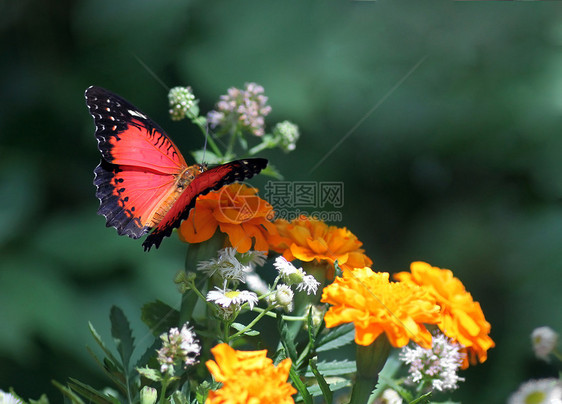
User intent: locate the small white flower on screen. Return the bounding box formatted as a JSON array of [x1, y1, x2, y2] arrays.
[[274, 257, 320, 295], [238, 250, 267, 268], [274, 256, 298, 277], [373, 388, 403, 404], [269, 284, 294, 312], [399, 333, 465, 392], [508, 378, 562, 404], [197, 247, 246, 282], [532, 326, 559, 361], [295, 274, 320, 295], [156, 323, 200, 375], [207, 287, 258, 310], [0, 391, 22, 404]]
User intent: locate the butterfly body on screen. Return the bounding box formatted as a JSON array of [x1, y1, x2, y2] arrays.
[[85, 86, 268, 250]]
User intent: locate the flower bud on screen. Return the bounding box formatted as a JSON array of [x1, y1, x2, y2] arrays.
[[140, 386, 157, 404], [168, 86, 197, 121]]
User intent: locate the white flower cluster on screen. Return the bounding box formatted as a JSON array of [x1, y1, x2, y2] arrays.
[[198, 247, 266, 282], [207, 82, 272, 137], [168, 86, 196, 121], [399, 333, 465, 392], [156, 323, 201, 374]]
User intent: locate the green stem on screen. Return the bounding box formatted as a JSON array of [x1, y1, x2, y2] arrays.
[[225, 127, 239, 156], [228, 306, 273, 341], [252, 306, 307, 321], [349, 334, 391, 404], [159, 378, 169, 404]]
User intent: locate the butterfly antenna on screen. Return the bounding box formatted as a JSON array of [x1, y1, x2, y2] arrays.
[[201, 121, 209, 164], [132, 53, 169, 91]]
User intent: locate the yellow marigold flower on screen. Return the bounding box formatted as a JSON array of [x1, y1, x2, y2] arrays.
[[268, 216, 372, 279], [178, 184, 276, 253], [321, 268, 440, 349], [394, 261, 495, 368], [205, 343, 296, 404]]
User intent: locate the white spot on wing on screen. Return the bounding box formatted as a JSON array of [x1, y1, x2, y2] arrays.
[[128, 109, 147, 119]]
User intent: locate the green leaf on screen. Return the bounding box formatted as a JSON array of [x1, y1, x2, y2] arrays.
[[110, 306, 135, 372], [306, 307, 317, 348], [88, 322, 122, 370], [304, 360, 357, 377], [141, 300, 180, 336], [191, 150, 221, 165], [28, 394, 50, 404], [52, 380, 86, 404], [289, 365, 312, 404], [135, 338, 160, 369], [136, 366, 162, 382], [316, 323, 355, 352], [231, 322, 260, 336], [408, 391, 432, 404], [277, 315, 298, 363], [85, 346, 126, 394], [66, 378, 119, 404], [261, 164, 283, 180], [307, 380, 351, 397], [310, 360, 332, 403], [169, 391, 190, 404]]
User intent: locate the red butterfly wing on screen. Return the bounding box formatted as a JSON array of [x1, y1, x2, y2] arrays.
[[142, 158, 268, 251], [86, 86, 188, 238]]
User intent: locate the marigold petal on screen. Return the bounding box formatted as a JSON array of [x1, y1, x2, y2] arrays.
[[178, 209, 218, 243], [220, 223, 252, 253], [394, 261, 494, 366]]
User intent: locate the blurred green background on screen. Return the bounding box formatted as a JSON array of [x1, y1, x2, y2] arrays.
[[2, 1, 562, 402]]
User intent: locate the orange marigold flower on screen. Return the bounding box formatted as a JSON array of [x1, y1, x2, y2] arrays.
[[205, 343, 296, 404], [268, 216, 372, 279], [178, 183, 275, 253], [321, 268, 441, 349], [394, 261, 495, 368]]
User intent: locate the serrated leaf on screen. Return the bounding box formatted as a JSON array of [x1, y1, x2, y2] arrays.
[[231, 322, 260, 336], [136, 366, 162, 382], [306, 380, 350, 397], [316, 323, 355, 352], [310, 360, 332, 403], [110, 306, 135, 371], [141, 300, 180, 337], [88, 322, 122, 370], [304, 360, 357, 377]]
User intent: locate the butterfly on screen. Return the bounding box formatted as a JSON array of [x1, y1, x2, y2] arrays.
[[85, 86, 268, 251]]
